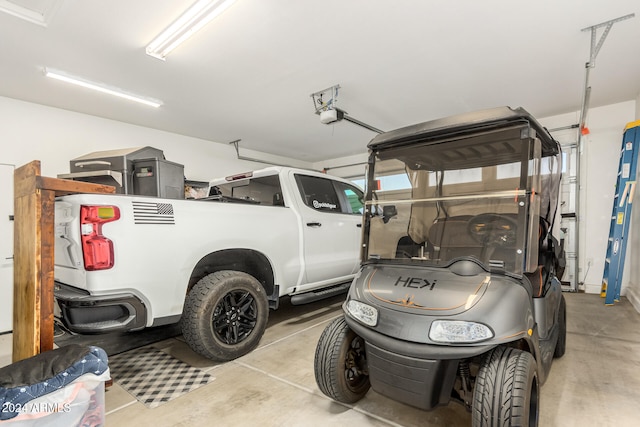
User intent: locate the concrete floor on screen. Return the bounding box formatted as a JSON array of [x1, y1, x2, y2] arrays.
[[2, 292, 640, 426]]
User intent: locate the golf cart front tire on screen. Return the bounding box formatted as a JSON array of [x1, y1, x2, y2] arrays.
[[472, 346, 539, 427], [314, 316, 370, 403]]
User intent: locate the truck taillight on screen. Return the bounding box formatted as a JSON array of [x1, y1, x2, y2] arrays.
[[80, 205, 120, 271]]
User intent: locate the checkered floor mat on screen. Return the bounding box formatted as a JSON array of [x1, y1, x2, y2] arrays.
[[108, 347, 215, 408]]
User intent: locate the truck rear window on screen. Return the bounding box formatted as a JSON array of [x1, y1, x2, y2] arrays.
[[211, 175, 285, 206]]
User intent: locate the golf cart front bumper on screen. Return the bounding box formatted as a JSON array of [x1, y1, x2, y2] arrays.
[[344, 315, 494, 410]]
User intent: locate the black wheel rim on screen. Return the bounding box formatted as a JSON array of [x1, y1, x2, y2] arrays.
[[344, 335, 368, 391], [212, 290, 258, 345]]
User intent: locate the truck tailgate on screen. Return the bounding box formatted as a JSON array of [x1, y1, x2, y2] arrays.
[[54, 200, 86, 287]]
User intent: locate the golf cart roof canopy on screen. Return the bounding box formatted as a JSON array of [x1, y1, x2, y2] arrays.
[[368, 106, 560, 160]]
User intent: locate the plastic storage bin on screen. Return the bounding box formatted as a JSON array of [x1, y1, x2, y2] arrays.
[[0, 345, 109, 426]]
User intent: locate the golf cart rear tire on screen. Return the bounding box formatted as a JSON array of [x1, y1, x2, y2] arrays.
[[472, 346, 539, 427], [554, 295, 567, 358], [314, 316, 370, 403], [181, 270, 268, 362]]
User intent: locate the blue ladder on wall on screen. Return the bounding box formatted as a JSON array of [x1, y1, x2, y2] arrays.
[[601, 120, 640, 305]]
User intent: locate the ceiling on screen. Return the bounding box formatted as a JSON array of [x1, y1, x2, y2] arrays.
[[1, 0, 639, 163]]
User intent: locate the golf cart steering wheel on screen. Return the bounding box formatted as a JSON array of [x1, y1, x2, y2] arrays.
[[467, 213, 518, 247]]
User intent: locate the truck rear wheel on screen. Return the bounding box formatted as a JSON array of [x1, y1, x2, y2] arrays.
[[182, 271, 268, 362], [314, 316, 370, 403], [472, 346, 539, 427]]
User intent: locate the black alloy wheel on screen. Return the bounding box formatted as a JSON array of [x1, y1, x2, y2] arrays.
[[212, 289, 258, 345]]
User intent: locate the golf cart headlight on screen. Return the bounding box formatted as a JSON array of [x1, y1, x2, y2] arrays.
[[347, 300, 378, 326], [429, 320, 493, 343]]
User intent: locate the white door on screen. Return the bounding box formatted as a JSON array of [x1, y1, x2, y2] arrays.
[[0, 164, 13, 333], [559, 143, 578, 291], [293, 173, 363, 287]]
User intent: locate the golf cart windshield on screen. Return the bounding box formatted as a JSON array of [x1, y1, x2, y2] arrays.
[[364, 123, 561, 275]]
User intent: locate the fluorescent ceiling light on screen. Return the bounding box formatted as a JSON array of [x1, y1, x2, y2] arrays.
[[44, 68, 163, 108], [0, 0, 63, 27], [146, 0, 237, 60]]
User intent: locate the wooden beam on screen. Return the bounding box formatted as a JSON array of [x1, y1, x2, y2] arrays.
[[38, 176, 115, 196], [12, 160, 114, 362], [13, 171, 40, 361]]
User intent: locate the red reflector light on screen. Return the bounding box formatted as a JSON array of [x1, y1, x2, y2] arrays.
[[80, 205, 120, 271]]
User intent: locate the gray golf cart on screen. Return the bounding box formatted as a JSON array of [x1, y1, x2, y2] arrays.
[[314, 107, 566, 426]]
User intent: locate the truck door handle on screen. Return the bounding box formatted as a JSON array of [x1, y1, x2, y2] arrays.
[[357, 223, 362, 228], [306, 222, 322, 227]]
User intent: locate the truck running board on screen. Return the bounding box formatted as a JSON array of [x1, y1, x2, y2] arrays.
[[289, 282, 351, 305]]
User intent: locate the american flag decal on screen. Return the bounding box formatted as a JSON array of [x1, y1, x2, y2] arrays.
[[133, 201, 175, 225]]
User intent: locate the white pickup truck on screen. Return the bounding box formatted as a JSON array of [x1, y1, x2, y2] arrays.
[[54, 166, 364, 361]]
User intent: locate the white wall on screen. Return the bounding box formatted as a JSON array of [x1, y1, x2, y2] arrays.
[[0, 96, 310, 181], [313, 152, 368, 180]]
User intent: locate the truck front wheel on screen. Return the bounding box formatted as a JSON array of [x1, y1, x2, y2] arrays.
[[472, 346, 539, 427], [182, 271, 268, 361]]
